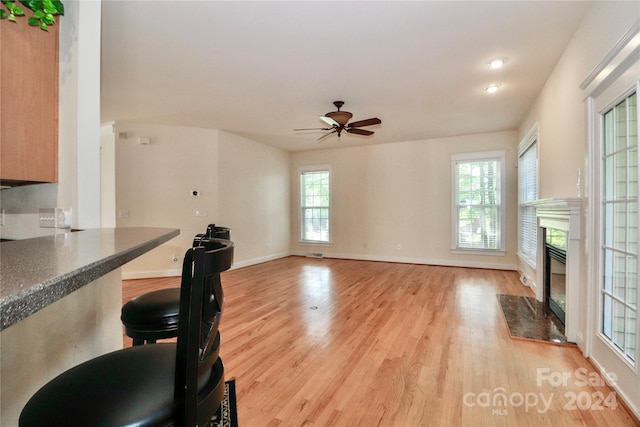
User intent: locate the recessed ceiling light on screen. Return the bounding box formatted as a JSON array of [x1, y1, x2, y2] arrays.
[[484, 83, 501, 93], [486, 57, 509, 69]]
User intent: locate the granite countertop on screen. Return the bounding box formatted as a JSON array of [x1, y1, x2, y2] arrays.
[[0, 227, 179, 331]]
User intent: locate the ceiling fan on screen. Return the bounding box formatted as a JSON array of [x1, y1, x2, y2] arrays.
[[294, 101, 381, 141]]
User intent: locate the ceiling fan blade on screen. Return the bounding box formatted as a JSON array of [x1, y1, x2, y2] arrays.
[[318, 129, 337, 141], [293, 127, 332, 131], [347, 118, 381, 128], [347, 128, 374, 136], [319, 116, 339, 127]]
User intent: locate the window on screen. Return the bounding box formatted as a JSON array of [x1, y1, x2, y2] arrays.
[[601, 91, 637, 363], [518, 126, 539, 267], [452, 151, 506, 253], [300, 166, 331, 243]]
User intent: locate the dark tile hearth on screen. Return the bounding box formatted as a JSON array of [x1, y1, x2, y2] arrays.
[[497, 294, 573, 345]]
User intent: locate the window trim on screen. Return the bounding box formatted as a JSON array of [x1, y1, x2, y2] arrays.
[[597, 89, 638, 367], [298, 164, 332, 244], [451, 150, 507, 256], [517, 123, 539, 269]]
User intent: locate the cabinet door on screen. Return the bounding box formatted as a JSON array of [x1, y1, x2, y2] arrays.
[[1, 20, 59, 184]]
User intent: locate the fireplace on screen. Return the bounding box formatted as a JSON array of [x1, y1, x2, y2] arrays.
[[544, 228, 567, 324], [532, 198, 582, 343]]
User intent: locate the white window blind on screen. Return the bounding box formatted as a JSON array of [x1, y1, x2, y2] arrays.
[[518, 135, 538, 266]]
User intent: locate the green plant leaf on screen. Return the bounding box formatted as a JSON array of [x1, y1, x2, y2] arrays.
[[1, 0, 62, 29], [51, 0, 62, 14], [40, 0, 62, 15], [6, 2, 25, 15], [19, 0, 41, 11], [43, 1, 55, 14]]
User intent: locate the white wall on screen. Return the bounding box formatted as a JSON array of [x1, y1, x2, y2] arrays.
[[218, 131, 291, 267], [100, 123, 117, 228], [519, 2, 638, 199], [290, 131, 519, 270], [114, 122, 220, 277], [114, 125, 291, 276]]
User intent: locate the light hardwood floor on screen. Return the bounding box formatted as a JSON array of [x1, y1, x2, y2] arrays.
[[122, 256, 639, 426]]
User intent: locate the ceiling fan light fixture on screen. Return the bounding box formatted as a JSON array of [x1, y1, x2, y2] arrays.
[[326, 110, 353, 125]]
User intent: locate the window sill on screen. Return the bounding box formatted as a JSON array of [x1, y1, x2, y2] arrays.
[[299, 240, 332, 245], [451, 248, 506, 257], [597, 333, 637, 372]]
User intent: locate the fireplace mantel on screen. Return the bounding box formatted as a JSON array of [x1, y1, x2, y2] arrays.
[[533, 197, 583, 343], [532, 197, 583, 238]]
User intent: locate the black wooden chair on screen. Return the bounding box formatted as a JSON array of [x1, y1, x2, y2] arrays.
[[122, 227, 230, 346], [19, 240, 234, 427]]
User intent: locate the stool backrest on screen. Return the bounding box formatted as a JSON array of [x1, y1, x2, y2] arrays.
[[174, 239, 234, 427]]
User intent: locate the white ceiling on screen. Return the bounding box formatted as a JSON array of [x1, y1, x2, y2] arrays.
[[100, 1, 592, 152]]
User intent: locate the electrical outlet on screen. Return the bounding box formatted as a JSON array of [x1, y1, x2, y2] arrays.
[[39, 208, 56, 228], [40, 208, 72, 228]]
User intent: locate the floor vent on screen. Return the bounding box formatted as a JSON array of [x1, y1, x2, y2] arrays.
[[306, 252, 323, 259]]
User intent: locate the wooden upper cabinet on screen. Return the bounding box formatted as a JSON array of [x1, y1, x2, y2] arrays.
[[1, 19, 59, 185]]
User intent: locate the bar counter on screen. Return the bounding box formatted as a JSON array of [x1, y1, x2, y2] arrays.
[[0, 227, 179, 426], [1, 227, 179, 330]]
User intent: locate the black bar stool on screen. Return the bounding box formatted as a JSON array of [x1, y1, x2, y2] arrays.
[[20, 240, 234, 427], [121, 232, 230, 346]]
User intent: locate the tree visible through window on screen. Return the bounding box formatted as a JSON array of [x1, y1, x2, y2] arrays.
[[300, 168, 330, 242], [452, 151, 505, 251]]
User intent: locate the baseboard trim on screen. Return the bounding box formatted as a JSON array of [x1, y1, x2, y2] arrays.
[[231, 252, 290, 269], [587, 357, 640, 423], [121, 252, 291, 279], [122, 269, 182, 280], [122, 251, 518, 279], [290, 251, 518, 271]]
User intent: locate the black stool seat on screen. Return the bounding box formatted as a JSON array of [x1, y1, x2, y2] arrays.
[[19, 342, 224, 427], [21, 241, 234, 427], [122, 236, 230, 346], [122, 288, 181, 345]]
